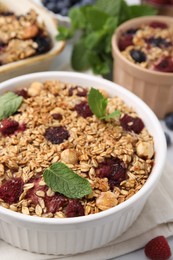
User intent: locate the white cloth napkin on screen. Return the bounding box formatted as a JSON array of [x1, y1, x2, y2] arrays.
[[0, 161, 173, 260]]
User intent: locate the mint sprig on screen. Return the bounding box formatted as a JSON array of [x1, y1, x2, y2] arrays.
[[88, 88, 120, 120], [43, 162, 92, 199], [56, 0, 157, 76], [0, 92, 23, 120]]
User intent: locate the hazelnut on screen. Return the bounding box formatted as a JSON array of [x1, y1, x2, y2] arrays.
[[61, 149, 78, 164], [96, 191, 118, 211], [136, 141, 154, 159], [23, 24, 39, 40], [28, 81, 43, 97]]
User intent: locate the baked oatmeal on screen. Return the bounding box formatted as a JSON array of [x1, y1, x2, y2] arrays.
[[0, 9, 52, 65], [0, 80, 154, 218], [118, 20, 173, 72]]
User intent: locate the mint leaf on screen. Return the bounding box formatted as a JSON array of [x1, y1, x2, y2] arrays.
[[0, 92, 23, 120], [95, 0, 123, 16], [129, 5, 157, 18], [71, 39, 91, 71], [69, 7, 87, 29], [84, 7, 109, 31], [56, 26, 74, 40], [101, 110, 121, 120], [43, 162, 92, 199], [88, 87, 107, 118]]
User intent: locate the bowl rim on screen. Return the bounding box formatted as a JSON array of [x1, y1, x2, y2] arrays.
[[112, 15, 173, 77], [142, 0, 173, 8], [0, 71, 167, 225]]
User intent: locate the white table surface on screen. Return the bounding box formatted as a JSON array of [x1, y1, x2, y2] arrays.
[[1, 0, 173, 259]]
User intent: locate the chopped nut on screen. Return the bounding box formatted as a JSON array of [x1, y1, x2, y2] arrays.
[[61, 149, 78, 164], [28, 82, 43, 97], [136, 141, 154, 159], [96, 191, 118, 211]]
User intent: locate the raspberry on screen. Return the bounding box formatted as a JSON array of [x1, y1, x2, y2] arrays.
[[15, 89, 29, 99], [44, 126, 69, 144], [66, 200, 85, 217], [96, 157, 126, 190], [52, 113, 63, 120], [25, 177, 46, 205], [45, 194, 68, 213], [74, 101, 93, 118], [0, 118, 19, 135], [118, 34, 133, 51], [0, 178, 24, 204], [149, 21, 168, 29], [154, 57, 173, 73], [144, 236, 171, 260], [120, 114, 144, 134]]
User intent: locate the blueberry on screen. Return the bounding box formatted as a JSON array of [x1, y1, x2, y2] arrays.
[[146, 37, 171, 48], [34, 35, 52, 54], [130, 49, 146, 63], [46, 2, 58, 12], [164, 132, 172, 147], [165, 113, 173, 130], [126, 28, 139, 35]]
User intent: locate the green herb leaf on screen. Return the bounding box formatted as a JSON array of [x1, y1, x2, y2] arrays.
[[129, 4, 157, 18], [0, 92, 23, 120], [101, 110, 121, 120], [88, 87, 107, 118], [43, 162, 92, 199]]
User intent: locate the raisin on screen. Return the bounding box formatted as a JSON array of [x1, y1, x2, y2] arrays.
[[96, 157, 126, 190], [145, 37, 171, 48], [0, 178, 24, 204], [15, 89, 29, 99], [34, 34, 52, 54], [45, 194, 68, 213], [68, 86, 87, 97], [120, 114, 144, 134], [66, 200, 85, 217], [74, 101, 93, 118], [130, 49, 146, 63], [0, 118, 19, 135], [44, 126, 69, 144]]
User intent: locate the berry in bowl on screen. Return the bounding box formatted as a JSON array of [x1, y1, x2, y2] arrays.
[[112, 16, 173, 119], [0, 71, 166, 255]]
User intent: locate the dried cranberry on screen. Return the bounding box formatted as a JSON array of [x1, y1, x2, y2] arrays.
[[120, 114, 144, 134], [69, 86, 87, 97], [130, 49, 146, 63], [149, 21, 168, 29], [66, 200, 85, 217], [44, 126, 69, 144], [145, 37, 171, 48], [0, 118, 19, 135], [74, 101, 93, 118], [18, 123, 27, 132], [15, 89, 29, 99], [149, 0, 169, 4], [52, 113, 63, 120], [154, 57, 173, 73], [0, 178, 24, 204], [96, 157, 126, 190], [25, 177, 46, 205], [45, 194, 68, 213], [118, 35, 133, 51]]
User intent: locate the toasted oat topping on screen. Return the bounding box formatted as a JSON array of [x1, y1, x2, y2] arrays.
[[0, 10, 51, 65], [0, 80, 154, 218], [119, 21, 173, 72]]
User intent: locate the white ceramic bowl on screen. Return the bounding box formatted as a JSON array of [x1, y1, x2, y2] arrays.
[[0, 72, 166, 255]]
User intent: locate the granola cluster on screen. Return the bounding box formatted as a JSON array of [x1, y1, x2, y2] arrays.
[[0, 80, 154, 218], [119, 21, 173, 72], [0, 10, 52, 65]]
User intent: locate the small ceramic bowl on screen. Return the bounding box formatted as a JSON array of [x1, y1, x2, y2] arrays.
[[141, 0, 173, 16], [0, 71, 166, 255], [112, 16, 173, 119], [0, 0, 65, 83]]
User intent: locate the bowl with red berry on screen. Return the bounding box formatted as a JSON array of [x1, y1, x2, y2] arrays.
[[0, 71, 166, 255], [141, 0, 173, 16], [112, 15, 173, 119]]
